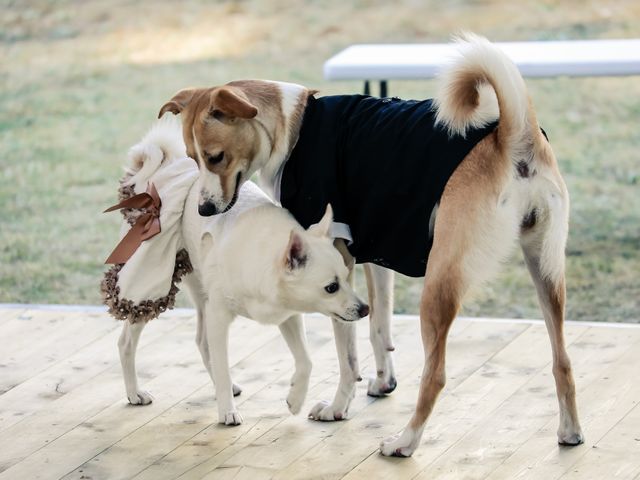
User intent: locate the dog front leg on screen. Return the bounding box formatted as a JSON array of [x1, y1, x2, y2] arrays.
[[279, 314, 312, 415], [363, 263, 397, 397], [309, 318, 359, 421], [204, 302, 242, 426], [118, 320, 153, 405]]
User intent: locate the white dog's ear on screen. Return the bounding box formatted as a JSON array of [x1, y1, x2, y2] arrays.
[[308, 204, 333, 238], [284, 230, 308, 271]]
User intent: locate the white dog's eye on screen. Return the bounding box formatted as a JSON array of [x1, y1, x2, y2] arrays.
[[207, 152, 224, 165], [324, 281, 339, 294]]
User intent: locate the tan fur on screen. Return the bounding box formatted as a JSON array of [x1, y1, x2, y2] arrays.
[[159, 82, 285, 205]]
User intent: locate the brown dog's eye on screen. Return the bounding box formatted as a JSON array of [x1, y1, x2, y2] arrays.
[[211, 109, 225, 121], [207, 152, 224, 165]]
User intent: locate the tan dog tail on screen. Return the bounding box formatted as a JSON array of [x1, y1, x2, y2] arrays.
[[434, 33, 537, 155]]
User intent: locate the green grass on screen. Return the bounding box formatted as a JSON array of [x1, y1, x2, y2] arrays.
[[1, 0, 639, 322]]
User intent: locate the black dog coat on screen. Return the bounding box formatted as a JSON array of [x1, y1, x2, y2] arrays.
[[279, 95, 498, 278]]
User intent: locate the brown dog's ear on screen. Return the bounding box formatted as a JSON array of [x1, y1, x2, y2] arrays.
[[158, 88, 198, 118], [212, 87, 258, 119]]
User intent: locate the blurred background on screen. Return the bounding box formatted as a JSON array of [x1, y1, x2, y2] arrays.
[[1, 0, 638, 322]]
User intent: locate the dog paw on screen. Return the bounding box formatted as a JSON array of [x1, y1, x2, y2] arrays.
[[127, 390, 153, 405], [308, 400, 348, 421], [367, 375, 397, 397], [232, 383, 242, 397], [379, 427, 420, 457], [219, 410, 243, 426]]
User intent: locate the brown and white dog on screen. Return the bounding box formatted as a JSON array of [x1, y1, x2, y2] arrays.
[[158, 34, 583, 457]]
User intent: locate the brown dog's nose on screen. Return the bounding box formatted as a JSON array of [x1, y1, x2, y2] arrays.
[[198, 201, 218, 217], [357, 304, 370, 318]]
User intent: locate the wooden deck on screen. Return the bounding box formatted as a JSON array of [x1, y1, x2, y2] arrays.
[[0, 306, 639, 480]]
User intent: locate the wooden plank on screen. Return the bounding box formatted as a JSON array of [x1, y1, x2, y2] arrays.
[[0, 310, 93, 359], [277, 320, 536, 480], [131, 318, 381, 480], [340, 323, 587, 480], [201, 465, 276, 480], [487, 329, 640, 479], [216, 320, 529, 479], [60, 322, 337, 480], [558, 403, 640, 480], [0, 315, 190, 432], [0, 310, 120, 394], [0, 308, 27, 324], [1, 307, 636, 480], [412, 325, 639, 479], [0, 318, 279, 479], [0, 317, 200, 474], [138, 317, 423, 480]]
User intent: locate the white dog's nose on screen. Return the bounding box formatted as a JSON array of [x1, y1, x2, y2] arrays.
[[357, 304, 370, 318]]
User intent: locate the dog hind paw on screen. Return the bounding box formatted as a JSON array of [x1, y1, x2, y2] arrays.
[[558, 431, 584, 446], [379, 428, 420, 457], [308, 400, 348, 421], [128, 390, 153, 405]]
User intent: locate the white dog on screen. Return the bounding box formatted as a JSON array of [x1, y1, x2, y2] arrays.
[[115, 121, 369, 425]]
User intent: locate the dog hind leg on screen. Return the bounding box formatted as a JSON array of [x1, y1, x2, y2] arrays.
[[379, 258, 462, 456], [363, 264, 397, 397], [118, 320, 153, 405], [381, 141, 520, 456], [520, 194, 583, 445], [279, 314, 313, 415], [204, 301, 242, 426], [183, 273, 242, 397], [195, 306, 242, 397]]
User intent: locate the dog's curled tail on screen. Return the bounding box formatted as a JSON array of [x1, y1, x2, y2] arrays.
[[124, 116, 187, 187], [434, 33, 533, 153]]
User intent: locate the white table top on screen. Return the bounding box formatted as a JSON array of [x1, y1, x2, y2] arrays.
[[324, 39, 640, 80]]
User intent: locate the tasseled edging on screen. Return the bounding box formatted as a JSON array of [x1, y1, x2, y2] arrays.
[[101, 172, 193, 323], [118, 174, 143, 226], [101, 249, 193, 323]]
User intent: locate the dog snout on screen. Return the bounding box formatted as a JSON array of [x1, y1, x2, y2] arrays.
[[357, 303, 370, 318], [198, 201, 218, 217]]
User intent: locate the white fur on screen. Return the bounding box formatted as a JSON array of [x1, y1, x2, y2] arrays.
[[124, 116, 186, 188], [523, 173, 569, 285], [184, 184, 366, 424], [118, 124, 367, 425], [380, 424, 424, 457], [258, 81, 308, 199]]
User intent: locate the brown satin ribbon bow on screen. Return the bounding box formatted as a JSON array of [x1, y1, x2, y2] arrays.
[[104, 182, 162, 264]]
